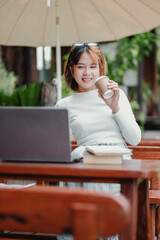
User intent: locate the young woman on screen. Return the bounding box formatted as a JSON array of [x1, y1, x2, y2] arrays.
[[56, 43, 141, 240], [56, 43, 141, 159]]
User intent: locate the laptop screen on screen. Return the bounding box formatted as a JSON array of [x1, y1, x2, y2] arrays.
[[0, 107, 71, 163]]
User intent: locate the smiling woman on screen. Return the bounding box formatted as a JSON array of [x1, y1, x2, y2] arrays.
[[55, 43, 141, 240], [56, 42, 141, 156]]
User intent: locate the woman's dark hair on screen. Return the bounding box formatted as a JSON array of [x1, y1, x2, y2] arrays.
[[64, 45, 107, 91]]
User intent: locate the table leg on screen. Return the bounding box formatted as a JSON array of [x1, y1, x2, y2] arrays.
[[137, 179, 150, 240], [120, 179, 138, 240]]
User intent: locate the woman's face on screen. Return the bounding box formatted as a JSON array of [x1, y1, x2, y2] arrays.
[[71, 52, 100, 92]]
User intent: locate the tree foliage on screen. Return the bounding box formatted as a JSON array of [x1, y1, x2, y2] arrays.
[[104, 31, 156, 84]]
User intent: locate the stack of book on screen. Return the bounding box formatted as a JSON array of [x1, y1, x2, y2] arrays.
[[83, 145, 132, 164]]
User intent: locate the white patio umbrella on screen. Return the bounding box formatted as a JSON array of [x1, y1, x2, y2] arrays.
[[0, 0, 160, 100]]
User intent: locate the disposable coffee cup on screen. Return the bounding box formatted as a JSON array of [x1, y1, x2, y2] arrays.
[[95, 76, 114, 99]]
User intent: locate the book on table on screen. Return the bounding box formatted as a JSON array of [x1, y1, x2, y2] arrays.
[[83, 145, 132, 164]]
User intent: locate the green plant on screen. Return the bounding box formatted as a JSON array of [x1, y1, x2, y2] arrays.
[[157, 28, 160, 85], [105, 31, 156, 84], [0, 56, 42, 106], [17, 82, 42, 106], [0, 90, 19, 106], [0, 57, 18, 95], [61, 54, 75, 98], [0, 82, 42, 107], [62, 75, 74, 98], [0, 58, 19, 106]]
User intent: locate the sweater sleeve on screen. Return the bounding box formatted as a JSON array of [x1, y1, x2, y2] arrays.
[[55, 99, 66, 108], [113, 90, 141, 146]]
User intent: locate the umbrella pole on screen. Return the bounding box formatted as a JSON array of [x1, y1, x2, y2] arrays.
[[56, 1, 62, 101]]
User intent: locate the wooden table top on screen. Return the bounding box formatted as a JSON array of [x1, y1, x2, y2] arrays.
[[0, 159, 160, 181]]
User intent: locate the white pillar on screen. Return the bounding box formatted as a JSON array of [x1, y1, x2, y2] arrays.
[[56, 0, 62, 100]]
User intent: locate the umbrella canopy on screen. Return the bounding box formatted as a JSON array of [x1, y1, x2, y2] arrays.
[[0, 0, 160, 46], [0, 0, 160, 99]]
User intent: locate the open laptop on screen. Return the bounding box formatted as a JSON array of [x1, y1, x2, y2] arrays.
[[0, 107, 72, 163]]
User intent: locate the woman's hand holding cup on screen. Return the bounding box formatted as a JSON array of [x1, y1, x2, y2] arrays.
[[95, 76, 120, 114], [95, 76, 114, 99]]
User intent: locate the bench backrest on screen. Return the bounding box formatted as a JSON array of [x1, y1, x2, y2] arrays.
[[72, 142, 160, 159], [0, 186, 130, 240], [128, 146, 160, 160], [137, 139, 160, 146]]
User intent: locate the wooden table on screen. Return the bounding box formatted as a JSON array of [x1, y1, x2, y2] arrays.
[[0, 159, 160, 240]]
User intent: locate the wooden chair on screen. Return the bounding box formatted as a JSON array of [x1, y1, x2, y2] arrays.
[[131, 146, 160, 240], [0, 186, 130, 240]]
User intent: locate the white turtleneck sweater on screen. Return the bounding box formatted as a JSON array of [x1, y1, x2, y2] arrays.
[[56, 89, 141, 159]]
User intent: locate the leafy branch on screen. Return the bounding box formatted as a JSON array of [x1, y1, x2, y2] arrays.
[[105, 31, 156, 84]]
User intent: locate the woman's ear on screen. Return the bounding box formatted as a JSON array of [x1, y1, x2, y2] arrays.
[[69, 66, 74, 77]]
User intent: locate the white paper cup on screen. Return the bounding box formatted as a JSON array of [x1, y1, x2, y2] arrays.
[[95, 76, 114, 99]]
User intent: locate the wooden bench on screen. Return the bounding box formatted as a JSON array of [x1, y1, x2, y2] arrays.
[[72, 139, 160, 150], [128, 146, 160, 160], [0, 186, 130, 240], [137, 139, 160, 146], [132, 147, 160, 240], [72, 138, 160, 146]]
